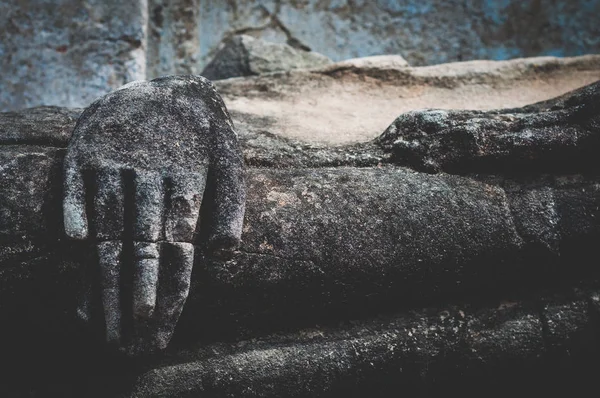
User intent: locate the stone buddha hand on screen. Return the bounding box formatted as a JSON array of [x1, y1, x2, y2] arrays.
[[63, 75, 246, 354]]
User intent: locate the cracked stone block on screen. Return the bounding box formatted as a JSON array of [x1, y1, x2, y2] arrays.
[[195, 0, 600, 68], [201, 35, 332, 80], [0, 0, 147, 111]]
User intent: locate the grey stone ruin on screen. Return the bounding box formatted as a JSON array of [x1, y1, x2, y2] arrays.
[[1, 61, 600, 396]]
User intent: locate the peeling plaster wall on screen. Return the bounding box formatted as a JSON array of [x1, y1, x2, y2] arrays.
[[0, 0, 147, 111], [193, 0, 600, 69]]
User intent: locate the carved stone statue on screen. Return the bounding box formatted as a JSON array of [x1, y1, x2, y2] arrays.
[[63, 76, 245, 353], [0, 77, 599, 396]]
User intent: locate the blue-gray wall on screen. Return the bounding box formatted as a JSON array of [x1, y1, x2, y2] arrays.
[[192, 0, 600, 67], [2, 0, 600, 111]]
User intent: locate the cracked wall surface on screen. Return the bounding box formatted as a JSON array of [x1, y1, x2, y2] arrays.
[[0, 0, 148, 111], [1, 0, 599, 110], [147, 0, 200, 77], [195, 0, 600, 69]]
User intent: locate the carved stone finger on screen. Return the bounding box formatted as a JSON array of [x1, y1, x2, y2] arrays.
[[207, 160, 246, 256], [165, 172, 207, 242], [150, 242, 194, 350], [134, 170, 164, 242], [98, 240, 122, 345], [133, 242, 160, 320], [63, 163, 88, 239], [94, 168, 125, 241]]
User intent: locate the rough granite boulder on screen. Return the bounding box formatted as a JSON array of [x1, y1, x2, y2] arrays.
[[201, 35, 332, 81]]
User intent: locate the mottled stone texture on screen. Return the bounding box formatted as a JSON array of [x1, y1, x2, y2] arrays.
[[0, 0, 147, 111], [0, 106, 81, 145], [217, 54, 600, 147], [195, 0, 600, 68], [1, 80, 600, 395], [147, 0, 200, 77], [2, 0, 599, 110], [378, 81, 600, 174], [131, 288, 600, 397], [1, 146, 600, 396], [201, 35, 332, 80], [63, 76, 246, 354]]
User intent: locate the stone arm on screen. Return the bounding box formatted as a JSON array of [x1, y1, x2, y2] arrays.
[[1, 81, 599, 325], [1, 138, 599, 336], [1, 98, 600, 395], [2, 80, 600, 318], [377, 80, 600, 174]]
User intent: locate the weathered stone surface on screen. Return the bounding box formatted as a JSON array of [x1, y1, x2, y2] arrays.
[[1, 65, 600, 396], [0, 146, 64, 316], [377, 81, 600, 174], [193, 0, 600, 68], [147, 0, 201, 78], [0, 106, 81, 145], [218, 54, 600, 145], [2, 147, 600, 342], [0, 0, 147, 111], [2, 55, 598, 149], [131, 290, 598, 397], [333, 54, 409, 69], [543, 296, 596, 358], [63, 75, 246, 353], [213, 167, 523, 298], [0, 146, 62, 242], [202, 35, 332, 81], [173, 173, 599, 344]]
